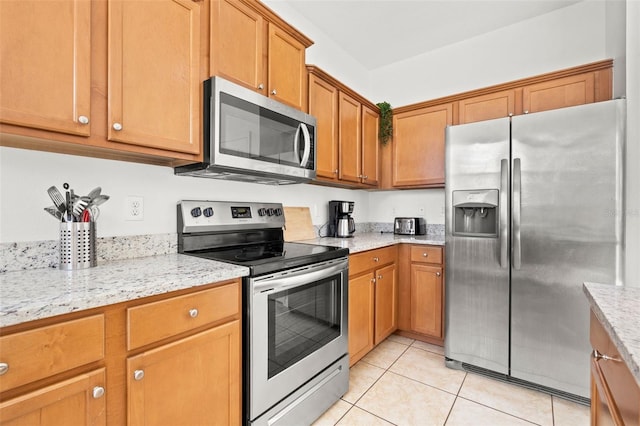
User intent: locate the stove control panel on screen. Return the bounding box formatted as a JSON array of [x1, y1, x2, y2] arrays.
[[178, 200, 286, 234]]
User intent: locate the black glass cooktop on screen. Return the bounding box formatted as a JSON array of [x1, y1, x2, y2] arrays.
[[187, 241, 349, 276]]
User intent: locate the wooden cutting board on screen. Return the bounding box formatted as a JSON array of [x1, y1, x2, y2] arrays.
[[283, 207, 316, 241]]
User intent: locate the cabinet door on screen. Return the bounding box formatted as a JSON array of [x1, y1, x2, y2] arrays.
[[308, 74, 339, 180], [361, 105, 380, 187], [338, 92, 362, 184], [374, 264, 397, 344], [108, 0, 201, 154], [268, 23, 306, 111], [0, 0, 91, 136], [348, 273, 375, 366], [392, 103, 452, 187], [210, 0, 265, 93], [127, 321, 241, 426], [522, 73, 595, 114], [410, 264, 443, 339], [0, 369, 106, 426], [458, 90, 516, 124]]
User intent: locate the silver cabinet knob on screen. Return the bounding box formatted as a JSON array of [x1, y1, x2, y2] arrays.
[[134, 369, 145, 381], [508, 113, 514, 117], [78, 115, 89, 125], [593, 349, 621, 362], [422, 252, 428, 257], [271, 89, 277, 95], [92, 386, 105, 399], [363, 175, 368, 179], [373, 257, 379, 262], [371, 278, 376, 284], [524, 110, 529, 114], [0, 362, 8, 375], [436, 272, 441, 277], [378, 274, 383, 280], [189, 308, 199, 318], [112, 122, 123, 131], [257, 84, 264, 90], [358, 174, 363, 178], [334, 169, 338, 174]]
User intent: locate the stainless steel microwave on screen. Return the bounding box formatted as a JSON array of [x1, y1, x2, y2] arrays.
[[175, 76, 316, 185]]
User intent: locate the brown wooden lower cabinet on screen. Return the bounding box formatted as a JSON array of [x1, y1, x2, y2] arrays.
[[590, 310, 640, 426], [348, 246, 398, 366], [127, 320, 240, 426], [0, 279, 242, 426], [398, 244, 445, 345]]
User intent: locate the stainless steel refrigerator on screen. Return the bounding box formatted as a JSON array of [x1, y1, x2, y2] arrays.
[[444, 99, 625, 400]]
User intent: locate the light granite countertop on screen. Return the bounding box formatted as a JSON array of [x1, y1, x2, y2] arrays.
[[299, 232, 445, 252], [583, 282, 640, 386], [0, 232, 444, 329], [0, 254, 249, 328]]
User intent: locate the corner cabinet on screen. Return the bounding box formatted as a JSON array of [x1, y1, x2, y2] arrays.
[[108, 0, 201, 154], [210, 0, 312, 111], [390, 103, 452, 188], [398, 244, 445, 345], [348, 246, 398, 365], [307, 66, 379, 188], [590, 310, 640, 426]]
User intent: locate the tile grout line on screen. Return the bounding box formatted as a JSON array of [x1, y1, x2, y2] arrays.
[[454, 395, 543, 426]]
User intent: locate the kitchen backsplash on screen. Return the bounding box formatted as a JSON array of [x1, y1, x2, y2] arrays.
[[1, 223, 444, 273]]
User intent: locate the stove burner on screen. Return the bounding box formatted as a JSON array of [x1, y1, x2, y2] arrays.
[[234, 246, 284, 261]]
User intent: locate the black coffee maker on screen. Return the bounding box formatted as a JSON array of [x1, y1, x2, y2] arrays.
[[329, 200, 355, 238]]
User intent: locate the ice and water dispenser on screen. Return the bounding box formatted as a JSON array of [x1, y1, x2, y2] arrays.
[[452, 189, 499, 237]]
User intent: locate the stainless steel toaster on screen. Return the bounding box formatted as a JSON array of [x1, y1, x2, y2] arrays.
[[394, 217, 426, 235]]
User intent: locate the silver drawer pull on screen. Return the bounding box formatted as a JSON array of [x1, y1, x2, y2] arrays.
[[378, 275, 383, 280], [593, 349, 621, 362], [189, 308, 199, 318], [0, 362, 8, 375], [422, 253, 428, 257], [112, 122, 123, 131], [134, 369, 145, 381], [373, 257, 379, 262], [92, 386, 105, 399], [78, 115, 89, 125], [436, 272, 441, 277]]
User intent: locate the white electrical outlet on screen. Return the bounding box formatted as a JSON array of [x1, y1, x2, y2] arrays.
[[126, 196, 144, 221]]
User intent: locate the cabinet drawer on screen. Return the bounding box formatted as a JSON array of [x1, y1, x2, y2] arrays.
[[410, 246, 443, 264], [0, 315, 104, 393], [127, 281, 240, 350], [349, 246, 397, 277]]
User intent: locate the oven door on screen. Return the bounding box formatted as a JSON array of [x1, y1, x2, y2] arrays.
[[248, 257, 348, 421]]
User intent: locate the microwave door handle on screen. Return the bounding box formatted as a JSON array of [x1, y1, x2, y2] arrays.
[[299, 123, 311, 167], [293, 124, 302, 163]]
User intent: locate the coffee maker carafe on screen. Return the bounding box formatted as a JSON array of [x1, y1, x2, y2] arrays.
[[329, 200, 355, 238]]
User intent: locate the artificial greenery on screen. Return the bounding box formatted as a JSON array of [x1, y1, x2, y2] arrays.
[[376, 101, 393, 146]]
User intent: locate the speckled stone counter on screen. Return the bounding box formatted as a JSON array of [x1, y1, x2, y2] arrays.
[[583, 282, 640, 386], [299, 232, 445, 253], [0, 254, 249, 328]]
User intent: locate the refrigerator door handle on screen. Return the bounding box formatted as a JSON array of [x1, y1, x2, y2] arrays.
[[513, 158, 522, 270], [500, 159, 509, 268]]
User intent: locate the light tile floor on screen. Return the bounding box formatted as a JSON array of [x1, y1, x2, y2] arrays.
[[313, 333, 590, 426]]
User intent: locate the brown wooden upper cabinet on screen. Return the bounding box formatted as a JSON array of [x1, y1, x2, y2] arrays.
[[391, 103, 452, 188], [1, 0, 206, 164], [210, 0, 312, 111], [108, 0, 201, 155], [458, 89, 517, 125], [307, 66, 379, 188], [0, 0, 92, 137], [522, 72, 596, 114]]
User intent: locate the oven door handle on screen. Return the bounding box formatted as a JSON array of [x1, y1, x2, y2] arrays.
[[252, 259, 347, 295]]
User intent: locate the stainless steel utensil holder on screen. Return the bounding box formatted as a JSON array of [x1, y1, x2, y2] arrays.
[[59, 222, 96, 270]]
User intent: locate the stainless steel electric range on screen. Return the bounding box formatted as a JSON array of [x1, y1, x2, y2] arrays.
[[178, 200, 349, 426]]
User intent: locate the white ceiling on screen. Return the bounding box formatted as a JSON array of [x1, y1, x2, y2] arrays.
[[283, 0, 584, 70]]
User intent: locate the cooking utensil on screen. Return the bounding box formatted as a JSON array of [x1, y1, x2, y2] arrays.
[[44, 206, 63, 221], [89, 194, 110, 207], [73, 196, 90, 217], [81, 209, 91, 223], [63, 183, 72, 222], [47, 186, 66, 215], [87, 187, 102, 200]]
